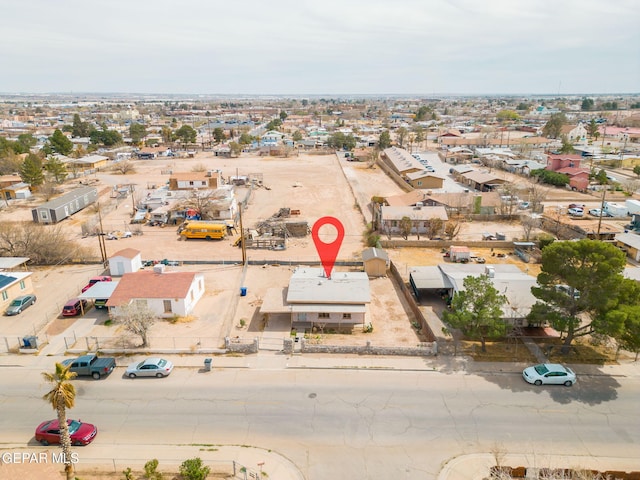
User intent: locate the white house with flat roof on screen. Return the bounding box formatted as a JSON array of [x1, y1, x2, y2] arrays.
[[260, 267, 371, 332]]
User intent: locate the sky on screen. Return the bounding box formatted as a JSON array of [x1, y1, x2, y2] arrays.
[[0, 0, 638, 96]]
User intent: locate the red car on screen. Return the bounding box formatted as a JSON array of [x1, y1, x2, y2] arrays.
[[35, 419, 97, 446], [61, 298, 88, 317], [81, 276, 112, 293]]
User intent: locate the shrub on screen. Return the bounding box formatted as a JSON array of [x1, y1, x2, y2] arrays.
[[179, 457, 210, 480]]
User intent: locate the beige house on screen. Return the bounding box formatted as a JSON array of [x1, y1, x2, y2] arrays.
[[169, 171, 221, 190], [0, 272, 35, 311], [405, 171, 445, 189]]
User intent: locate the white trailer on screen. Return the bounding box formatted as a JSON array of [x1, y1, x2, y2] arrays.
[[604, 202, 629, 217], [625, 199, 640, 216]]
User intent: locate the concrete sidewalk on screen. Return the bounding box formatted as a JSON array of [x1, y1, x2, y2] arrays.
[[0, 443, 305, 480]]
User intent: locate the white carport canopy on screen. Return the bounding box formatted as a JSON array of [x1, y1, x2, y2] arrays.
[[78, 281, 119, 300]]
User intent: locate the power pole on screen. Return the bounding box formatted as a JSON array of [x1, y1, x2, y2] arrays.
[[238, 203, 246, 266], [97, 203, 107, 266]]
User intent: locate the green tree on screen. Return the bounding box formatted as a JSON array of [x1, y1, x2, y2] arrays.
[[581, 98, 595, 111], [279, 110, 288, 121], [19, 153, 45, 187], [595, 168, 608, 185], [71, 114, 91, 137], [443, 274, 507, 352], [558, 135, 575, 154], [174, 125, 197, 144], [542, 113, 567, 139], [179, 457, 210, 480], [327, 132, 356, 150], [586, 119, 599, 139], [129, 123, 147, 144], [90, 126, 123, 147], [212, 127, 225, 143], [238, 132, 254, 145], [378, 130, 391, 149], [44, 155, 68, 183], [414, 105, 431, 121], [527, 239, 632, 353], [396, 127, 408, 147], [531, 169, 570, 187], [516, 102, 531, 111], [265, 118, 282, 131], [496, 110, 520, 123], [632, 165, 640, 178], [16, 133, 37, 153], [609, 303, 640, 360], [48, 129, 74, 155], [42, 363, 78, 480], [292, 130, 303, 142]]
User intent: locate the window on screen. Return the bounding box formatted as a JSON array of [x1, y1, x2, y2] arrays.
[[19, 280, 25, 290], [1, 291, 7, 301], [342, 313, 351, 319], [318, 313, 330, 319], [40, 211, 48, 219], [417, 181, 422, 186]]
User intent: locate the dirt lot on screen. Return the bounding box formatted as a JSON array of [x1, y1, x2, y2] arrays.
[[2, 151, 633, 352]]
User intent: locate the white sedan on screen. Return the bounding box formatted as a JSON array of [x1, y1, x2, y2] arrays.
[[522, 363, 576, 386], [126, 357, 174, 378]]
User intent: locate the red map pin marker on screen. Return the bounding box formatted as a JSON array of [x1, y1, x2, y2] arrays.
[[311, 216, 344, 280]]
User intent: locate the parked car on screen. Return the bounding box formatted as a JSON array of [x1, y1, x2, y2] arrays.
[[522, 363, 576, 386], [35, 419, 97, 446], [588, 208, 612, 217], [518, 201, 530, 209], [94, 298, 108, 309], [568, 203, 585, 210], [81, 275, 112, 293], [61, 298, 88, 317], [126, 357, 174, 378], [567, 208, 584, 217], [4, 294, 37, 316]]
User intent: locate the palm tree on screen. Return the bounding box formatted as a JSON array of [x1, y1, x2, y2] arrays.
[[42, 363, 77, 480]]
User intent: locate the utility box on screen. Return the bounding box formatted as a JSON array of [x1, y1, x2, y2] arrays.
[[22, 336, 37, 349], [204, 358, 212, 371]]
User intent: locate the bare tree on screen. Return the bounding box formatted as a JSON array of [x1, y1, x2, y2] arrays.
[[113, 160, 136, 175], [498, 184, 519, 215], [114, 302, 156, 348], [444, 220, 461, 239], [426, 217, 444, 239], [528, 182, 549, 213], [399, 216, 412, 240], [621, 178, 640, 196], [0, 222, 93, 265], [521, 216, 540, 242], [367, 149, 379, 169], [191, 162, 207, 172]]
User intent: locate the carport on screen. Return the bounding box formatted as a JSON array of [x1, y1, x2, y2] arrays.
[[78, 281, 119, 311], [408, 266, 453, 301]]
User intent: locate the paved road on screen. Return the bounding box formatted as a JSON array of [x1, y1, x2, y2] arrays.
[[1, 360, 638, 480]]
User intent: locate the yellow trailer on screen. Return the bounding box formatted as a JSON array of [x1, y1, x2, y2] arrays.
[[180, 222, 226, 240]]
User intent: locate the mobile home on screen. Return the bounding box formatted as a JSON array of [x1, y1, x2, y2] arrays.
[[31, 187, 97, 224]]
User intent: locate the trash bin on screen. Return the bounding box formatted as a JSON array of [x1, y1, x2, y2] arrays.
[[23, 336, 37, 349], [204, 358, 212, 371], [240, 286, 247, 296]]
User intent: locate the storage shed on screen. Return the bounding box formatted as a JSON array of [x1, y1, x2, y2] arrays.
[[108, 248, 143, 276], [362, 247, 389, 277], [449, 246, 471, 262], [31, 186, 97, 224]]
